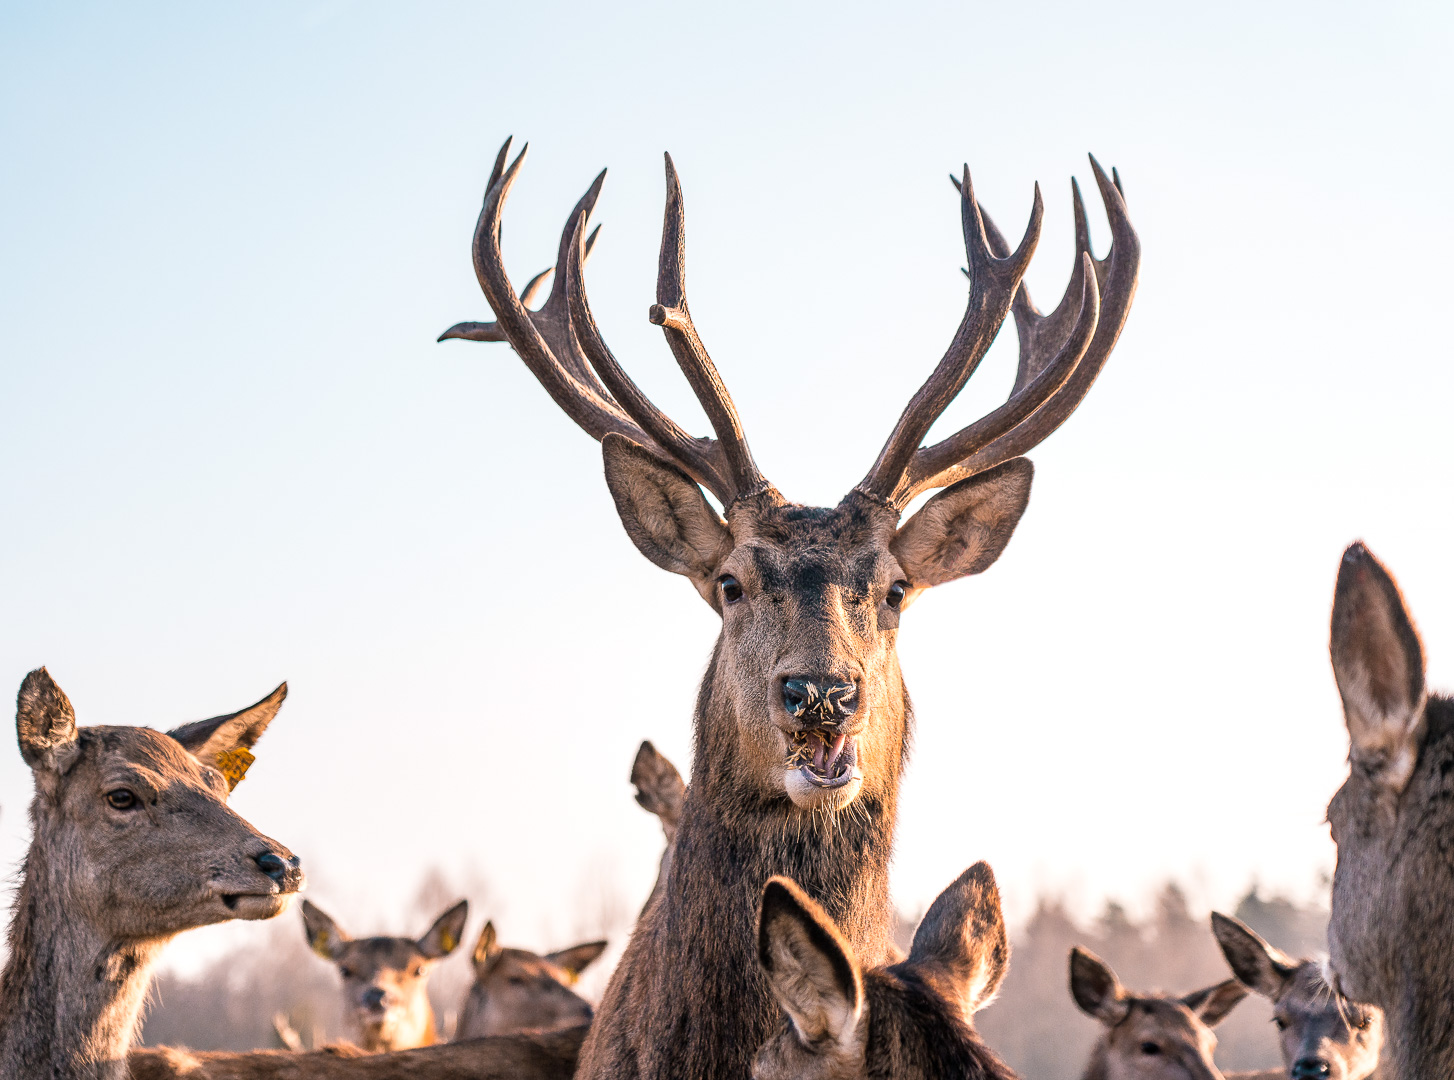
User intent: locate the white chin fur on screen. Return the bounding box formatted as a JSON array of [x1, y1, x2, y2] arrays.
[[784, 768, 864, 811]]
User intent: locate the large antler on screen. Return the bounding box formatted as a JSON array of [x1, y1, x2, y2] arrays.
[[439, 139, 766, 507], [855, 156, 1138, 510]]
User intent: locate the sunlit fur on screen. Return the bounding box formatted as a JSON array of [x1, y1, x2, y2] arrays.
[[456, 928, 604, 1039]]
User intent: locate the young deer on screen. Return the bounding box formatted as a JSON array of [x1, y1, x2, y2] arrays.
[[439, 137, 1139, 1079], [455, 922, 606, 1038], [1321, 542, 1449, 1080], [630, 739, 686, 911], [0, 669, 304, 1080], [753, 862, 1017, 1080], [301, 898, 469, 1052], [1069, 946, 1247, 1080], [1212, 912, 1383, 1080]]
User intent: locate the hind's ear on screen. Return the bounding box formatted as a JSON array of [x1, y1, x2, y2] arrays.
[[419, 899, 469, 959], [1070, 947, 1130, 1026], [891, 458, 1032, 592], [1182, 979, 1248, 1027], [1211, 912, 1298, 999], [547, 940, 609, 981], [908, 862, 1009, 1017], [301, 900, 350, 961], [631, 739, 686, 841], [168, 682, 287, 791], [602, 435, 734, 607], [473, 921, 501, 971], [17, 668, 81, 782], [758, 877, 863, 1051], [1331, 543, 1427, 794]]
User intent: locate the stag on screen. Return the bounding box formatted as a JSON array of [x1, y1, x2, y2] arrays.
[[439, 138, 1139, 1078], [0, 670, 304, 1080], [1323, 542, 1453, 1079]]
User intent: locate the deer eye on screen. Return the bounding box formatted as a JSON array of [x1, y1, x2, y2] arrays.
[[1352, 1014, 1371, 1030], [1273, 1017, 1288, 1031], [886, 581, 908, 609], [719, 575, 743, 604], [105, 788, 138, 811], [1139, 1042, 1161, 1056], [339, 966, 354, 979]]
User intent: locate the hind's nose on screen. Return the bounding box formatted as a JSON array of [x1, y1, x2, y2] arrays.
[[361, 986, 388, 1010], [255, 852, 287, 881], [781, 677, 858, 723], [1291, 1059, 1331, 1080]]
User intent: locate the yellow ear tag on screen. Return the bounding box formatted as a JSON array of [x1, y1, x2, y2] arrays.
[[440, 930, 456, 953], [311, 932, 333, 958], [214, 747, 256, 791]]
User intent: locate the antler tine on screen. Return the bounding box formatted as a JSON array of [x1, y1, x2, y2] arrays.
[[563, 207, 738, 504], [452, 139, 641, 443], [945, 154, 1140, 480], [647, 153, 768, 501], [900, 251, 1100, 496], [856, 165, 1043, 507], [438, 225, 599, 343]]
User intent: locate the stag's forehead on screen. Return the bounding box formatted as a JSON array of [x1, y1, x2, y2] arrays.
[[734, 498, 898, 585], [339, 937, 426, 972]]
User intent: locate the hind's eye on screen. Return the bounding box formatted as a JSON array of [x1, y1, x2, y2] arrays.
[[719, 575, 743, 604], [339, 966, 354, 979], [105, 788, 138, 811], [1139, 1042, 1161, 1056], [886, 581, 908, 609], [1273, 1017, 1288, 1031]]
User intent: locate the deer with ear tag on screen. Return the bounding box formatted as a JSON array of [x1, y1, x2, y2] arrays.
[[0, 669, 303, 1080], [439, 136, 1138, 1079]]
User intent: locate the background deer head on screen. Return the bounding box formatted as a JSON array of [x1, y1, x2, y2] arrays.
[[456, 920, 606, 1038]]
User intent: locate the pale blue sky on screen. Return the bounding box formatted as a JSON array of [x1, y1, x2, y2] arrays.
[[3, 0, 1452, 970]]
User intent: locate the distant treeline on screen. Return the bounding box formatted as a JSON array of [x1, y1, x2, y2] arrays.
[[140, 872, 1326, 1077]]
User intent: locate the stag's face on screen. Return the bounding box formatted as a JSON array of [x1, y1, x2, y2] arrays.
[[603, 437, 1035, 813]]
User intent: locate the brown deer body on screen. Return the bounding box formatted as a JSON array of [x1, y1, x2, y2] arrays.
[[440, 138, 1139, 1078], [126, 1026, 586, 1080], [0, 670, 304, 1080], [1321, 543, 1450, 1079], [301, 898, 469, 1052], [1068, 946, 1247, 1080], [752, 862, 1017, 1080], [1213, 912, 1383, 1080], [455, 922, 605, 1038]]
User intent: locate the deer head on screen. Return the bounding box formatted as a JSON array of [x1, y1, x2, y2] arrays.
[[301, 898, 468, 1052], [1212, 912, 1383, 1080], [456, 921, 606, 1039], [1069, 946, 1245, 1080], [440, 140, 1139, 818], [751, 862, 1015, 1080]]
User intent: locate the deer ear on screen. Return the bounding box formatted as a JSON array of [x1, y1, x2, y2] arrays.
[[547, 940, 609, 981], [1211, 912, 1298, 999], [16, 668, 81, 779], [631, 739, 686, 840], [168, 682, 287, 790], [419, 899, 469, 959], [1181, 979, 1248, 1027], [301, 900, 350, 961], [758, 877, 863, 1051], [602, 434, 733, 604], [473, 920, 501, 969], [1070, 947, 1130, 1026], [890, 458, 1032, 590], [1331, 543, 1427, 794], [908, 862, 1009, 1017]]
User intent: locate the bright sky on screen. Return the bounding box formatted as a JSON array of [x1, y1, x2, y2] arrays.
[[2, 1, 1452, 971]]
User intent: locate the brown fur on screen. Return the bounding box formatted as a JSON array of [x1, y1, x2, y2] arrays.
[[125, 1026, 586, 1079], [630, 739, 686, 913], [455, 923, 604, 1039], [752, 863, 1018, 1080], [301, 898, 469, 1052], [1323, 543, 1452, 1079], [1213, 911, 1383, 1080], [0, 670, 302, 1080], [1069, 946, 1246, 1080], [578, 458, 1034, 1080]]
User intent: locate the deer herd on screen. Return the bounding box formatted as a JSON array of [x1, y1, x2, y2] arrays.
[[0, 137, 1447, 1080]]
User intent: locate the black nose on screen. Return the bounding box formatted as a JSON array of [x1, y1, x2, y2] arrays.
[[361, 987, 387, 1009], [1292, 1059, 1331, 1080], [255, 852, 288, 882], [781, 678, 858, 722]]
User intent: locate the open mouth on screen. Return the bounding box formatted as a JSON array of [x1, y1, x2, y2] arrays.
[[786, 728, 861, 789], [220, 892, 293, 920]]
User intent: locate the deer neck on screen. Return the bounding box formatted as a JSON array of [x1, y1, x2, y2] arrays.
[[1077, 1041, 1111, 1080], [0, 831, 166, 1080]]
